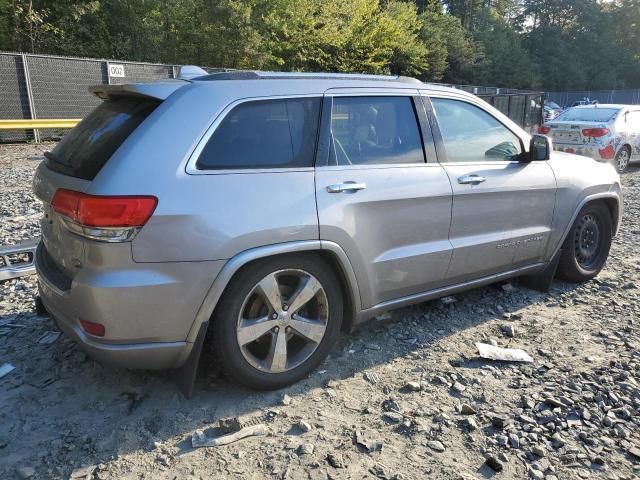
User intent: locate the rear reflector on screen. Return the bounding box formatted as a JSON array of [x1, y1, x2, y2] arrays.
[[599, 145, 615, 159], [538, 125, 551, 134], [52, 189, 157, 228], [80, 319, 105, 337], [582, 127, 609, 137]]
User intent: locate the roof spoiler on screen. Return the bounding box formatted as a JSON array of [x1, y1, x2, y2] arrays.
[[89, 81, 188, 101]]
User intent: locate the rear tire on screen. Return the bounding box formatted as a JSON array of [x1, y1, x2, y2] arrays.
[[557, 202, 612, 282], [209, 254, 343, 390], [615, 146, 631, 173]]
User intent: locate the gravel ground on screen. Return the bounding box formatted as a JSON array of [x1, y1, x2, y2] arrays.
[[1, 143, 640, 480]]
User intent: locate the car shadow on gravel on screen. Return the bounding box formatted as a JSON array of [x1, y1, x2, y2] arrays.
[[0, 277, 583, 477]]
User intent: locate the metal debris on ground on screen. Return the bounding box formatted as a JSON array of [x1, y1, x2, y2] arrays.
[[191, 424, 268, 448], [37, 331, 61, 345], [476, 342, 533, 363], [0, 363, 15, 379], [363, 371, 379, 385]]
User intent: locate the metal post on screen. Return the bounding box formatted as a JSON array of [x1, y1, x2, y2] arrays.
[[105, 61, 111, 85], [21, 54, 40, 143]]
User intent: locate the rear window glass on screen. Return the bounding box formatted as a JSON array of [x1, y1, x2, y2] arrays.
[[555, 107, 620, 123], [45, 97, 159, 180], [196, 97, 321, 170]]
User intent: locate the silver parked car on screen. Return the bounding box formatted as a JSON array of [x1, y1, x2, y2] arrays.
[[539, 104, 640, 172], [34, 71, 622, 391]]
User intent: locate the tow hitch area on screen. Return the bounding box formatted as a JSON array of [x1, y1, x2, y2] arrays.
[[0, 237, 39, 282]]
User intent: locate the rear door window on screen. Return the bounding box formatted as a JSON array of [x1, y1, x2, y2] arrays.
[[196, 97, 321, 170], [329, 96, 425, 166], [45, 97, 159, 180]]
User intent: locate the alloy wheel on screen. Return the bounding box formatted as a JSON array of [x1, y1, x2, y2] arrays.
[[236, 269, 329, 373], [616, 148, 630, 172]]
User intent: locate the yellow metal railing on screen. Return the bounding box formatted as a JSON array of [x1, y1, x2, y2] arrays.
[[0, 119, 81, 130]]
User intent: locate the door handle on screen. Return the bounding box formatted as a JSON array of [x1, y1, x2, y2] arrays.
[[457, 174, 486, 185], [326, 182, 367, 193]]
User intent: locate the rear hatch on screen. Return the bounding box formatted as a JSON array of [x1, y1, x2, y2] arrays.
[[543, 121, 609, 145], [33, 82, 184, 281]]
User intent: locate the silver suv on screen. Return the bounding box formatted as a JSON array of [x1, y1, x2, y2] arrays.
[[34, 71, 622, 391]]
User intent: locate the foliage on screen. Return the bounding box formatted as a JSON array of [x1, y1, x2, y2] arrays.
[[0, 0, 639, 91]]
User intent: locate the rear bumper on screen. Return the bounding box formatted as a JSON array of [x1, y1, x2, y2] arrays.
[[35, 241, 223, 369], [553, 143, 613, 163], [40, 287, 187, 369]]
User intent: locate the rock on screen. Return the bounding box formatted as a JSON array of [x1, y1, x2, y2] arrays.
[[297, 421, 312, 433], [383, 412, 404, 423], [460, 404, 477, 415], [365, 343, 381, 351], [491, 414, 510, 429], [544, 397, 567, 409], [16, 467, 35, 479], [70, 466, 96, 479], [500, 324, 516, 337], [518, 414, 536, 425], [532, 445, 546, 457], [509, 433, 520, 449], [427, 440, 445, 452], [551, 433, 566, 448], [452, 381, 466, 393], [464, 417, 479, 431], [484, 455, 504, 472], [327, 452, 345, 468], [355, 431, 383, 453], [628, 447, 640, 459], [496, 435, 508, 446], [298, 443, 314, 455], [405, 381, 421, 392], [282, 394, 292, 406], [529, 468, 544, 480]]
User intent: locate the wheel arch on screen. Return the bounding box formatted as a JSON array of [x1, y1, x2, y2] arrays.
[[182, 241, 361, 351], [552, 192, 622, 262], [619, 143, 632, 154]]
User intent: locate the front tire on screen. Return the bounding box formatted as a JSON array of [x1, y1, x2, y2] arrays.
[[557, 202, 612, 282], [209, 255, 343, 390]]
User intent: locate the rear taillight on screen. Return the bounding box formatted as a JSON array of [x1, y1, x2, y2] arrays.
[[538, 125, 551, 134], [51, 189, 157, 242], [582, 127, 609, 137]]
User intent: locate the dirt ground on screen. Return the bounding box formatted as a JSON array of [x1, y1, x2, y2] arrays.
[[1, 143, 640, 480]]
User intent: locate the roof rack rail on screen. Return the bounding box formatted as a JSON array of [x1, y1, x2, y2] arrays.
[[193, 70, 421, 84]]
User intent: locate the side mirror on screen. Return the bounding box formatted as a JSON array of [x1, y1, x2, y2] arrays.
[[529, 134, 552, 161]]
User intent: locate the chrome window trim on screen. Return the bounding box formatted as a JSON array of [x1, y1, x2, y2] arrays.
[[185, 94, 322, 176], [317, 163, 442, 172]]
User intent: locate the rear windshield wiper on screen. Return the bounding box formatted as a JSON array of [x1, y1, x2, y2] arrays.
[[44, 151, 71, 167]]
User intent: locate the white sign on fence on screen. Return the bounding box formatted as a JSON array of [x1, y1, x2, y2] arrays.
[[108, 64, 125, 78]]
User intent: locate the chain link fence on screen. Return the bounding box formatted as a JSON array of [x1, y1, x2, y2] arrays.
[[0, 52, 226, 143], [547, 89, 640, 108]]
